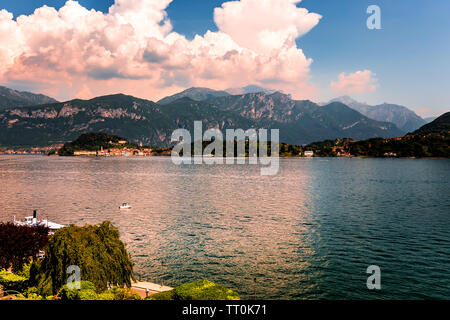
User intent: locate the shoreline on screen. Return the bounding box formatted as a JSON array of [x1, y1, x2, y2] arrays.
[[0, 153, 449, 159]]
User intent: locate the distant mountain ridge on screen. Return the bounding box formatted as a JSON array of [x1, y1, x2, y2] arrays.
[[0, 93, 257, 147], [424, 116, 437, 123], [0, 86, 58, 110], [157, 85, 278, 105], [411, 112, 450, 136], [225, 85, 277, 95], [157, 87, 230, 105], [0, 89, 404, 147], [328, 96, 426, 133], [208, 92, 403, 144]]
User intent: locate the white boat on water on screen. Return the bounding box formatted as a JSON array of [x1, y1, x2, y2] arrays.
[[119, 203, 132, 209], [14, 210, 65, 234]]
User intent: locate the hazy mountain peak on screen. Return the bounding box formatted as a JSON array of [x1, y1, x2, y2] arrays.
[[225, 85, 276, 95], [0, 85, 58, 110], [157, 87, 230, 105], [330, 96, 368, 106], [424, 116, 437, 123], [325, 96, 426, 132], [183, 87, 218, 93]]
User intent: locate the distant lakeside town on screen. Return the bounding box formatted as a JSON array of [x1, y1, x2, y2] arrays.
[[1, 127, 449, 159], [0, 145, 62, 155]]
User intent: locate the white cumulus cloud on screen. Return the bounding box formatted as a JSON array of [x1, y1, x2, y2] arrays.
[[330, 70, 377, 95], [214, 0, 321, 54], [0, 0, 322, 101]]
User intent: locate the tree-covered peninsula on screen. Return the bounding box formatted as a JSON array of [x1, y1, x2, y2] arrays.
[[56, 132, 138, 156]]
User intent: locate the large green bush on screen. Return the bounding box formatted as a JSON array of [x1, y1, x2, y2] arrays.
[[97, 287, 142, 300], [0, 271, 28, 294], [56, 282, 141, 300], [147, 289, 175, 300], [57, 281, 98, 300], [147, 280, 240, 300]]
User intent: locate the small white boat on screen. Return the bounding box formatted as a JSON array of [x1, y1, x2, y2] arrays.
[[119, 203, 132, 209], [14, 210, 65, 234]]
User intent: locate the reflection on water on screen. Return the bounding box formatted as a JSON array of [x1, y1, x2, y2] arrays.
[[0, 156, 449, 299]]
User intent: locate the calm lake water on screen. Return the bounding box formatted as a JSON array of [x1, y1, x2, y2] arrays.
[[0, 155, 449, 299]]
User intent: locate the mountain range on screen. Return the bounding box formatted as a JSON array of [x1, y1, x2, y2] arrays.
[[0, 86, 58, 111], [160, 89, 430, 133], [206, 92, 403, 143], [0, 94, 261, 147], [327, 96, 427, 133], [0, 87, 406, 147]]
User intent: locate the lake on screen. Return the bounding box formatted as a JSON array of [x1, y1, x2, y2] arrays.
[[0, 156, 449, 299]]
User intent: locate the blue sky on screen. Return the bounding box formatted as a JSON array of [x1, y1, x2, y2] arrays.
[[0, 0, 449, 116]]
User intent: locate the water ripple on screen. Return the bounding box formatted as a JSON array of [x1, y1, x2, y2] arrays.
[[0, 156, 449, 299]]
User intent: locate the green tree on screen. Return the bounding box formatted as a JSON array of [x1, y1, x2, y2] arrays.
[[30, 221, 135, 295]]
